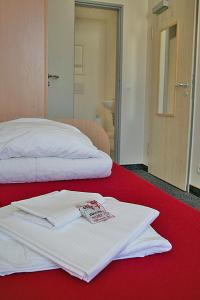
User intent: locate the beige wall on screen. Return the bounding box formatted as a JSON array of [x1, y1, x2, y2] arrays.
[[74, 17, 107, 121]]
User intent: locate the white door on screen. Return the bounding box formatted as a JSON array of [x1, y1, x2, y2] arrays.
[[148, 0, 196, 190]]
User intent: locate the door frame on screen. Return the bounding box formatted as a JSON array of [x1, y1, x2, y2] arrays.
[[188, 0, 199, 191], [74, 0, 123, 163]]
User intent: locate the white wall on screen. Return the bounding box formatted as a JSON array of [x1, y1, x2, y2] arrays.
[[190, 5, 200, 189], [92, 0, 148, 164], [48, 0, 148, 164], [48, 0, 74, 118]]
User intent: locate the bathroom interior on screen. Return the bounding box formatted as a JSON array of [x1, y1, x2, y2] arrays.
[[74, 5, 117, 159]]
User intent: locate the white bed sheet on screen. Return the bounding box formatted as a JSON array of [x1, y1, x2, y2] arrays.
[[0, 198, 159, 282], [0, 226, 171, 276]]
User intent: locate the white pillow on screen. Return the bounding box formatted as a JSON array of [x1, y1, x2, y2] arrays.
[[0, 118, 100, 159]]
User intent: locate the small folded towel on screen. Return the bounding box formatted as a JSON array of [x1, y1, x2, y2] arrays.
[[12, 190, 105, 228]]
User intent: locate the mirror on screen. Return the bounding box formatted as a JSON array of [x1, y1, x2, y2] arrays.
[[158, 24, 177, 115]]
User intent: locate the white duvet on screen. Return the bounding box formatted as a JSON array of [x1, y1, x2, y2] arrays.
[[0, 151, 112, 183], [0, 118, 112, 183]]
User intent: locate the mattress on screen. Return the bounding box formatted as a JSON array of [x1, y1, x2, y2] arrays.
[[0, 163, 200, 300]]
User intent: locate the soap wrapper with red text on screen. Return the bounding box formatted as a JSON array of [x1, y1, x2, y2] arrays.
[[78, 200, 115, 224]]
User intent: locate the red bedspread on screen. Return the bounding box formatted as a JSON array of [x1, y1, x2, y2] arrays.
[[0, 163, 200, 300]]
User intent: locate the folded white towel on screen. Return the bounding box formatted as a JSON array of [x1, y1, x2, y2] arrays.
[[115, 226, 171, 259], [0, 225, 171, 276], [0, 197, 159, 282], [12, 190, 105, 228]]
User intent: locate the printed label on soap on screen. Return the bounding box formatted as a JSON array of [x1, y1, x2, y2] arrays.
[[78, 200, 115, 224]]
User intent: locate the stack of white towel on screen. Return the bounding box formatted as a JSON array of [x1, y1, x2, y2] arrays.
[[0, 190, 172, 282]]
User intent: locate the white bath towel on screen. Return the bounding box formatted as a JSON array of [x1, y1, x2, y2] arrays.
[[12, 190, 105, 228], [0, 198, 159, 282], [0, 225, 171, 276]]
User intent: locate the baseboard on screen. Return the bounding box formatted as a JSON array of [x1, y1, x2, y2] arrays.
[[122, 164, 148, 172], [189, 185, 200, 197]]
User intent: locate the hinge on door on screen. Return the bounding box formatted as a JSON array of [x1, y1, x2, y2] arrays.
[[147, 142, 150, 156]]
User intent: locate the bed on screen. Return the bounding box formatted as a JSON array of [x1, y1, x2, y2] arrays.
[[0, 119, 200, 300]]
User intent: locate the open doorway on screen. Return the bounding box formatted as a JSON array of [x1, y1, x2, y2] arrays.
[[74, 2, 122, 161]]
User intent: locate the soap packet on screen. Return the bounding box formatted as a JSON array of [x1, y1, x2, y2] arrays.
[[78, 200, 115, 224]]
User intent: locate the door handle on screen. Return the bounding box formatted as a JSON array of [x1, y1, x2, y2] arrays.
[[48, 74, 60, 87], [48, 74, 60, 79], [175, 82, 189, 88]]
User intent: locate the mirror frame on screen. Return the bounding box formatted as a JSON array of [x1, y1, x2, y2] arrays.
[[157, 21, 178, 117]]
